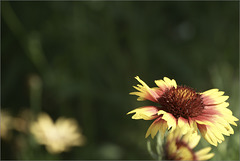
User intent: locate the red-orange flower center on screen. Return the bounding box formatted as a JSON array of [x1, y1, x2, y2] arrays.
[[158, 86, 204, 119]]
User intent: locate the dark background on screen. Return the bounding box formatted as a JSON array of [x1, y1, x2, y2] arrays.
[[1, 1, 239, 160]]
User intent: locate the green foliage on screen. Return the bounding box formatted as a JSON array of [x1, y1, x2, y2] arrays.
[[1, 1, 239, 160]]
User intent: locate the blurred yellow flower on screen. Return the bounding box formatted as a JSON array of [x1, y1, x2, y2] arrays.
[[164, 127, 214, 160], [12, 109, 33, 133], [1, 110, 13, 140], [30, 113, 86, 154]]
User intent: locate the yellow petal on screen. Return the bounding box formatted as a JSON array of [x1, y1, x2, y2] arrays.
[[201, 89, 219, 96], [127, 106, 159, 120], [178, 117, 187, 127], [195, 147, 213, 159], [204, 129, 218, 146], [198, 125, 217, 146], [130, 76, 160, 102], [181, 130, 192, 142], [222, 114, 238, 126], [171, 79, 177, 88], [216, 116, 235, 135], [155, 80, 168, 89], [196, 147, 211, 155], [216, 102, 229, 108], [168, 140, 177, 156], [197, 153, 215, 161], [158, 120, 168, 139], [177, 117, 190, 134], [209, 91, 225, 98], [145, 118, 163, 138], [219, 107, 232, 115], [135, 77, 156, 95], [209, 126, 225, 142], [163, 77, 173, 87], [188, 134, 201, 149], [162, 113, 177, 130], [188, 119, 198, 132], [176, 146, 194, 160], [158, 110, 167, 115], [213, 95, 229, 104], [195, 119, 214, 126], [164, 77, 177, 89], [214, 122, 230, 136]]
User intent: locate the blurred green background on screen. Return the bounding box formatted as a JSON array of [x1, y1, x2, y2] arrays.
[[1, 1, 239, 160]]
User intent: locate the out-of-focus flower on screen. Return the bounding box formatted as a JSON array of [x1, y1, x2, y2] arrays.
[[127, 76, 238, 146], [30, 113, 86, 154], [1, 110, 13, 140], [164, 127, 214, 160], [12, 109, 33, 133]]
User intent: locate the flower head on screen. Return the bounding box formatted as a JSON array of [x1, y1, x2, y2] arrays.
[[127, 76, 238, 146], [164, 127, 214, 160], [30, 113, 86, 154]]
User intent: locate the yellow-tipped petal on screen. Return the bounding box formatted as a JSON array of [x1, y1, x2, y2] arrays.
[[222, 114, 238, 126], [155, 77, 177, 90], [127, 106, 159, 120], [198, 124, 217, 146], [220, 107, 233, 115], [168, 140, 177, 156], [155, 79, 168, 89], [197, 153, 215, 161], [177, 117, 190, 134], [212, 96, 229, 104], [209, 126, 225, 142], [132, 86, 142, 92], [214, 122, 230, 136], [158, 110, 167, 115], [145, 118, 166, 139], [195, 119, 214, 126], [196, 147, 215, 160], [178, 117, 186, 127], [167, 128, 175, 141], [131, 76, 159, 102], [171, 79, 177, 88], [209, 91, 225, 98], [216, 102, 229, 108], [163, 77, 173, 87], [195, 147, 212, 156], [188, 134, 201, 149], [176, 146, 194, 160], [204, 130, 218, 146], [135, 76, 147, 87], [214, 116, 234, 134], [189, 119, 198, 132], [162, 113, 177, 130], [159, 120, 168, 139], [201, 89, 219, 95]]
